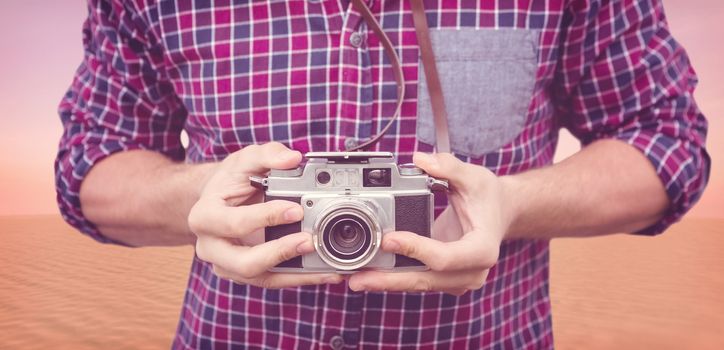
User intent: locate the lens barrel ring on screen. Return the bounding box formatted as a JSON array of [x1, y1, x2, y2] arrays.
[[324, 214, 371, 260], [312, 201, 382, 271]]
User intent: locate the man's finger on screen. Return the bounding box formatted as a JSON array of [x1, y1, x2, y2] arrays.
[[348, 269, 489, 295], [235, 142, 302, 174], [224, 200, 303, 237], [213, 266, 343, 289], [190, 199, 303, 238], [412, 152, 474, 187], [197, 231, 315, 279], [382, 231, 494, 271]]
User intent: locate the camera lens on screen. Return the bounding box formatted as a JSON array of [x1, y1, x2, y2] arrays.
[[313, 201, 382, 270], [322, 214, 371, 261], [316, 171, 331, 185], [339, 223, 358, 241], [330, 219, 365, 251]]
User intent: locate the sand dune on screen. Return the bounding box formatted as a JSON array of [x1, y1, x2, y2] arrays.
[[1, 215, 723, 349], [550, 218, 724, 349], [0, 216, 192, 349]]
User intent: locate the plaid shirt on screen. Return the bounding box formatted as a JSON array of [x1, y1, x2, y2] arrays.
[[56, 0, 709, 348]]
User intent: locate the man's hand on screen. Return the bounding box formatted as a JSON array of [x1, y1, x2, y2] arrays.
[[348, 152, 511, 296], [188, 142, 343, 288]]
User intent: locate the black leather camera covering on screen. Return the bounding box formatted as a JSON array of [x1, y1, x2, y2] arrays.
[[265, 195, 303, 268], [394, 195, 430, 267]]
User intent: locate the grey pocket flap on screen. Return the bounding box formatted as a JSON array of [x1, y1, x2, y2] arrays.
[[417, 29, 539, 158]]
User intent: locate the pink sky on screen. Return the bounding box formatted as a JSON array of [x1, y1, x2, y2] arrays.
[[0, 1, 721, 218]]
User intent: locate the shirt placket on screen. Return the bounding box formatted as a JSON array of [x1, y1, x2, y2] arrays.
[[322, 6, 374, 350], [336, 1, 375, 151]]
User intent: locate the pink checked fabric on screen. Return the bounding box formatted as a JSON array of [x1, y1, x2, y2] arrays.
[[55, 0, 709, 349]]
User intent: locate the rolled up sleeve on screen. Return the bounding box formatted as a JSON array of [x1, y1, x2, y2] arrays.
[[55, 0, 186, 243], [553, 0, 710, 235]]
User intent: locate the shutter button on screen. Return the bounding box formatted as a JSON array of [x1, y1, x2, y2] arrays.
[[344, 137, 358, 150], [349, 32, 363, 48], [329, 335, 345, 350]]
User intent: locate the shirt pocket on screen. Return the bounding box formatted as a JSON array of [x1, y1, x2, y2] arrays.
[[416, 28, 539, 158]]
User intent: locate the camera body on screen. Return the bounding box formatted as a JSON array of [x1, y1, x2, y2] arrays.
[[250, 152, 448, 273]]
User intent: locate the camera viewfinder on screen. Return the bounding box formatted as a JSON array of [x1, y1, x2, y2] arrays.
[[363, 168, 391, 187]]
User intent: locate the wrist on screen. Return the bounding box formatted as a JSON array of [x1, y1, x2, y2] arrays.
[[498, 174, 524, 240], [191, 161, 221, 199]]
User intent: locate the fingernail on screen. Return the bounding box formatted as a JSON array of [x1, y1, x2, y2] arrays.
[[284, 206, 303, 221], [285, 150, 300, 160], [323, 275, 341, 284], [296, 239, 314, 254], [415, 152, 437, 168], [348, 281, 363, 291], [383, 240, 400, 253]]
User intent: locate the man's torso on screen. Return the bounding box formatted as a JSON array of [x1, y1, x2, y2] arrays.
[[148, 1, 563, 348]]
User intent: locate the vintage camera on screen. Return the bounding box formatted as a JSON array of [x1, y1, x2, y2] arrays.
[[250, 152, 448, 273]]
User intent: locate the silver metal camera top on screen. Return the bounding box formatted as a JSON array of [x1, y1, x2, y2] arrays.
[[306, 151, 394, 163], [398, 163, 423, 176], [272, 167, 304, 177], [251, 151, 449, 193]]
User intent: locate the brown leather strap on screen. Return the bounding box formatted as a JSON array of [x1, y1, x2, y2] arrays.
[[410, 0, 450, 153], [348, 0, 405, 151], [349, 0, 449, 154]]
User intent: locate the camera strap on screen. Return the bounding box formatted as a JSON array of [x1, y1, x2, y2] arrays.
[[410, 0, 450, 153], [348, 0, 406, 151], [349, 0, 450, 153]]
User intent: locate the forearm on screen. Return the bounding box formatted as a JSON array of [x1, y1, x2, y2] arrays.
[[502, 139, 670, 239], [79, 150, 218, 247]]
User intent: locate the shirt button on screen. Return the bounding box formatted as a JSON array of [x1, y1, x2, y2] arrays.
[[330, 335, 345, 350], [349, 32, 363, 48], [344, 137, 358, 150]]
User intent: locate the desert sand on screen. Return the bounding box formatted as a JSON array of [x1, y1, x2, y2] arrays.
[[1, 215, 723, 349]]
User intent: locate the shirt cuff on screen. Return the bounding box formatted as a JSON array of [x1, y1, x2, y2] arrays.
[[55, 138, 144, 246], [613, 129, 710, 236]]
